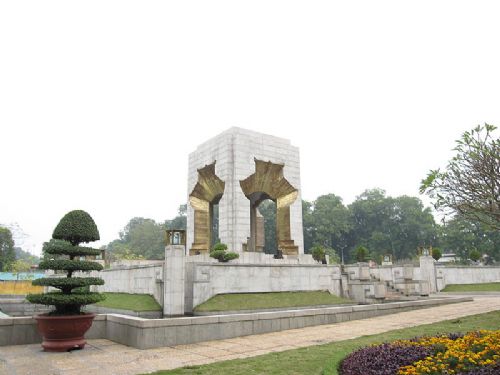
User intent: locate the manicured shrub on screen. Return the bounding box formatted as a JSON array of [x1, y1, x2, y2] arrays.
[[209, 243, 239, 263], [212, 243, 228, 251], [52, 210, 100, 245], [27, 210, 105, 315], [209, 249, 227, 261]]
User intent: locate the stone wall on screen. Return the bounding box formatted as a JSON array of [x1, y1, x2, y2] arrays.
[[184, 262, 341, 312], [85, 258, 500, 315], [95, 264, 163, 304], [346, 261, 500, 293], [436, 266, 500, 290], [0, 297, 473, 348]]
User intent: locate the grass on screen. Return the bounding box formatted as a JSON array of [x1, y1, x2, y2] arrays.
[[94, 292, 161, 312], [146, 310, 500, 375], [442, 282, 500, 292], [193, 291, 353, 312]]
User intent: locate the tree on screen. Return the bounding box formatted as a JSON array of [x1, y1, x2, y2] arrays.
[[420, 124, 500, 230], [324, 247, 340, 264], [348, 189, 437, 261], [27, 210, 105, 315], [106, 204, 188, 260], [120, 217, 165, 259], [258, 200, 277, 254], [469, 249, 481, 262], [310, 245, 326, 263], [165, 204, 187, 230], [302, 199, 315, 252], [0, 226, 16, 271], [305, 194, 352, 263], [439, 215, 499, 262], [354, 245, 369, 262], [9, 259, 32, 274], [14, 247, 40, 265]]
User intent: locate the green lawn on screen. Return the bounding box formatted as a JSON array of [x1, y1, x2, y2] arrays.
[[147, 310, 500, 375], [193, 291, 353, 313], [442, 282, 500, 292], [95, 292, 161, 312]]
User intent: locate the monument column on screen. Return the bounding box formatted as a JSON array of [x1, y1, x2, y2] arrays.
[[419, 254, 437, 293], [163, 230, 186, 316]]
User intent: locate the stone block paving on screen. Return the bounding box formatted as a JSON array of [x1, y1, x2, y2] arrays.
[[1, 296, 499, 375]]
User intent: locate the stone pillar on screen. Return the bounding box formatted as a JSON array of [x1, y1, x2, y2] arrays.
[[358, 263, 370, 280], [419, 255, 437, 293], [163, 245, 186, 316]]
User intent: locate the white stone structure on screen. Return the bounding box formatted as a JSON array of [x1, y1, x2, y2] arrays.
[[436, 265, 500, 290], [187, 127, 304, 255], [184, 263, 341, 313], [163, 245, 185, 316], [94, 264, 163, 304]]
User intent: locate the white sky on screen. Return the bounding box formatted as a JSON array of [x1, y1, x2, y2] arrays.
[[1, 1, 499, 256]]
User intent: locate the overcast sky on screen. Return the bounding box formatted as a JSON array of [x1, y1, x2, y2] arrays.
[[1, 1, 499, 255]]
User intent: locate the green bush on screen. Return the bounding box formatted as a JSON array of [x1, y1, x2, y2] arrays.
[[212, 243, 228, 251], [432, 247, 442, 261], [26, 210, 105, 315], [469, 249, 481, 262], [311, 245, 326, 263], [324, 247, 340, 264], [209, 243, 239, 263], [209, 249, 227, 262], [354, 245, 369, 262], [52, 210, 100, 246], [223, 252, 239, 262]]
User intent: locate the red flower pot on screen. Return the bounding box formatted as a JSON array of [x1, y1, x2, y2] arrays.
[[35, 313, 96, 352]]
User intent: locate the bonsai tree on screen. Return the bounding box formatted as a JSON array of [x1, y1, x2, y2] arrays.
[[27, 210, 105, 315], [209, 242, 239, 262]]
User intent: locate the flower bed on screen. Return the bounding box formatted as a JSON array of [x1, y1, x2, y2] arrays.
[[340, 330, 499, 375]]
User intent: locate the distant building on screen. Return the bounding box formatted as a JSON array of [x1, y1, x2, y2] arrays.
[[438, 253, 457, 263]]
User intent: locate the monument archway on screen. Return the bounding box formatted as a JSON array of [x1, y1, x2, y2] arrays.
[[188, 162, 225, 255], [240, 159, 299, 255]]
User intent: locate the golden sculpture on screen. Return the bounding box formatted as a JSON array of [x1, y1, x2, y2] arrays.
[[240, 159, 299, 255], [188, 162, 225, 255]]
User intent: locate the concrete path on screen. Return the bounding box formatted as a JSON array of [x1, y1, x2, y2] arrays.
[[1, 296, 499, 375]]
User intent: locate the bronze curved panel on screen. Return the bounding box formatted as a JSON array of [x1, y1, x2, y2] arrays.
[[189, 162, 225, 255], [240, 159, 299, 255]]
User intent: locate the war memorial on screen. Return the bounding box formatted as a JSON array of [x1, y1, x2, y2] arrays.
[[0, 128, 499, 355]]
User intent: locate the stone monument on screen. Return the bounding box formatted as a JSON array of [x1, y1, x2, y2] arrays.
[[187, 127, 304, 256], [163, 230, 186, 316]]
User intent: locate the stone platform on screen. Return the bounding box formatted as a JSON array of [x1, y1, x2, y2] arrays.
[[0, 296, 498, 375]]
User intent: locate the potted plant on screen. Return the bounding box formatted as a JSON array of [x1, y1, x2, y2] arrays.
[[27, 210, 105, 352]]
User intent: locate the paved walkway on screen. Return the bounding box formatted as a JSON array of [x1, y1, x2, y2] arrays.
[[1, 296, 499, 375]]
